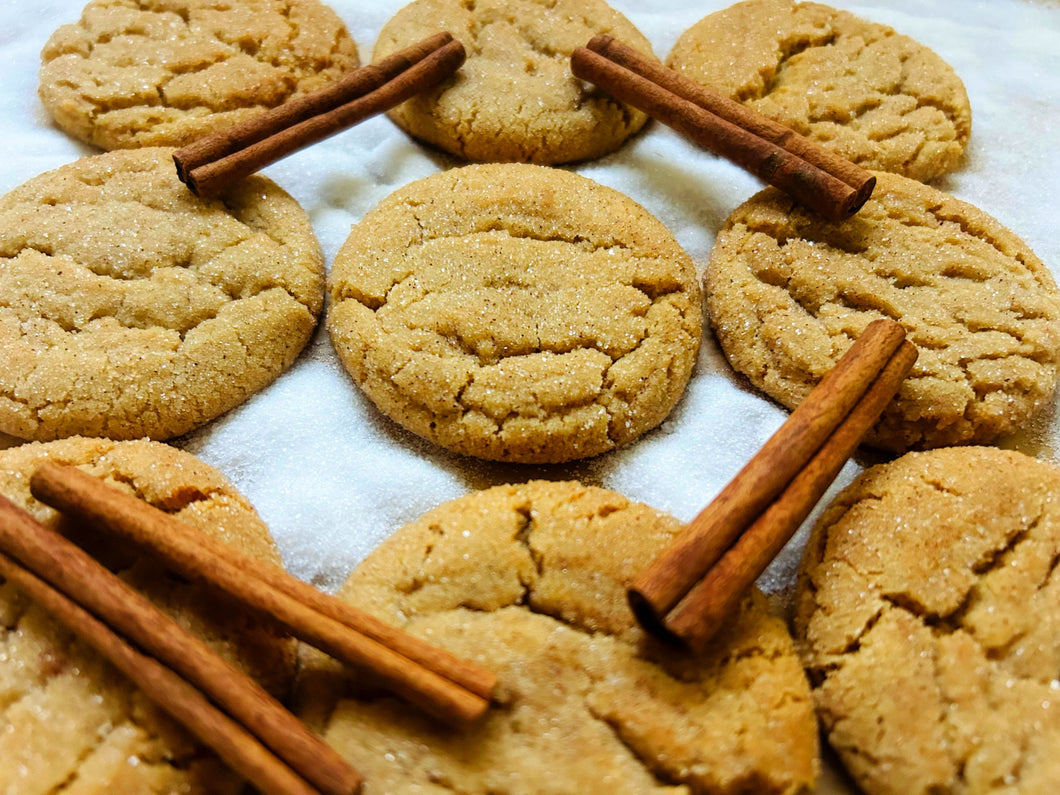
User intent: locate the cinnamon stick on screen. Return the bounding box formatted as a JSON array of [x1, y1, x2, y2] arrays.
[[0, 495, 361, 795], [571, 36, 875, 222], [174, 33, 465, 198], [31, 462, 496, 725], [664, 340, 917, 649], [629, 319, 917, 649]]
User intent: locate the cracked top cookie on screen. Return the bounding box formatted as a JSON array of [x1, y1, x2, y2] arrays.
[[373, 0, 653, 164], [705, 171, 1060, 452], [0, 437, 295, 794], [667, 0, 971, 183], [795, 447, 1060, 795], [0, 147, 325, 442], [296, 480, 819, 794], [39, 0, 359, 151], [328, 163, 702, 463]]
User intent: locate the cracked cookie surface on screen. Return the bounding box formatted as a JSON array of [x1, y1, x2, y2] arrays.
[[373, 0, 653, 164], [667, 0, 971, 182], [705, 170, 1060, 452], [328, 163, 702, 463], [795, 447, 1060, 795], [0, 437, 295, 795], [39, 0, 359, 151], [296, 480, 818, 794], [0, 147, 325, 442]]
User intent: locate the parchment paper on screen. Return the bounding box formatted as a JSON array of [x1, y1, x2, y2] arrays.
[[1, 1, 1058, 791]]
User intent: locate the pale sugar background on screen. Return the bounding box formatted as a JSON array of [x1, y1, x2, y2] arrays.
[[1, 1, 1057, 791]]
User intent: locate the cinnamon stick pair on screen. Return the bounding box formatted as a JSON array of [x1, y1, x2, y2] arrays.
[[0, 494, 361, 795], [629, 319, 917, 650], [29, 462, 496, 725], [571, 36, 875, 222], [175, 32, 465, 198], [0, 462, 500, 794]]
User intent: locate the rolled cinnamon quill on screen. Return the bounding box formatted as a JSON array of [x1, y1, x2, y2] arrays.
[[571, 35, 875, 222], [0, 494, 361, 795], [629, 319, 917, 650], [175, 32, 466, 198], [31, 462, 496, 725]]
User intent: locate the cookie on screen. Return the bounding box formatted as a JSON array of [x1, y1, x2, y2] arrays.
[[327, 163, 702, 463], [667, 0, 971, 182], [39, 0, 359, 151], [0, 437, 295, 794], [795, 447, 1060, 794], [0, 147, 325, 442], [296, 480, 818, 794], [704, 170, 1060, 452], [373, 0, 653, 164]]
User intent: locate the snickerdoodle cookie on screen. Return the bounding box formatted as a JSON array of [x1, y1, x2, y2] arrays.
[[39, 0, 359, 150], [373, 0, 653, 164], [795, 447, 1060, 795], [327, 163, 702, 463], [0, 437, 295, 794], [296, 480, 819, 794], [667, 0, 971, 182], [0, 147, 325, 442], [705, 171, 1060, 452]]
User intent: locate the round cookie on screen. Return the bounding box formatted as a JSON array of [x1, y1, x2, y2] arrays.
[[39, 0, 359, 151], [327, 163, 703, 464], [0, 437, 295, 794], [0, 147, 325, 442], [795, 447, 1060, 795], [667, 0, 971, 182], [373, 0, 653, 164], [705, 170, 1060, 452], [296, 480, 819, 794]]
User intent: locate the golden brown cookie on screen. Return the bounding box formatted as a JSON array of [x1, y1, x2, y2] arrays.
[[327, 163, 702, 463], [373, 0, 653, 164], [0, 437, 295, 795], [0, 147, 325, 442], [296, 480, 818, 794], [667, 0, 971, 182], [795, 447, 1060, 795], [39, 0, 359, 151], [705, 171, 1060, 452]]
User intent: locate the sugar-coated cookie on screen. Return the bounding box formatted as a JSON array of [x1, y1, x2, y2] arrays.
[[39, 0, 359, 150], [374, 0, 653, 164], [667, 0, 971, 182], [705, 171, 1060, 452], [796, 447, 1060, 795], [328, 163, 702, 463], [0, 437, 295, 795], [296, 480, 819, 794], [0, 147, 325, 442]]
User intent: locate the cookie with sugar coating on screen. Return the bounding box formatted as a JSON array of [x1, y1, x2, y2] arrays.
[[0, 436, 295, 795], [796, 446, 1060, 794], [327, 163, 703, 463], [0, 147, 325, 442], [705, 170, 1060, 452], [667, 0, 971, 182], [297, 479, 820, 794], [39, 0, 359, 150], [374, 0, 654, 164]]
